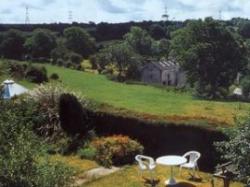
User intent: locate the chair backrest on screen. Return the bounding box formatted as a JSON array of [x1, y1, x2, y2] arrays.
[[135, 155, 155, 170], [183, 151, 201, 165]]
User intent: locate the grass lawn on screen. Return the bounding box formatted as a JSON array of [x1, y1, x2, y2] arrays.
[[42, 64, 250, 126], [50, 154, 99, 173], [49, 155, 243, 187], [84, 165, 243, 187]]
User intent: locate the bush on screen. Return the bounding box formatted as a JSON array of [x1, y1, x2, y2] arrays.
[[241, 75, 250, 99], [91, 135, 144, 168], [77, 145, 97, 160], [59, 93, 91, 136], [0, 100, 74, 187], [215, 118, 250, 185], [89, 55, 98, 69], [50, 73, 59, 80], [26, 83, 88, 144], [25, 66, 48, 83], [65, 52, 83, 64]]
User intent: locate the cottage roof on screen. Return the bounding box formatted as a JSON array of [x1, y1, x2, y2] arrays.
[[153, 60, 178, 70]]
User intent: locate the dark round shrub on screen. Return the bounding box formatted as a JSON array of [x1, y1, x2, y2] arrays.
[[50, 73, 59, 80], [25, 66, 48, 84], [59, 93, 90, 135]]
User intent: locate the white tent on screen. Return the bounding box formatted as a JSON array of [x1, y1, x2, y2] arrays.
[[1, 80, 28, 99]]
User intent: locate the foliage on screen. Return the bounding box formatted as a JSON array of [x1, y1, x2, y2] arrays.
[[239, 22, 250, 38], [171, 18, 247, 99], [156, 38, 170, 58], [91, 135, 144, 168], [77, 145, 97, 160], [240, 75, 250, 99], [124, 26, 154, 56], [149, 24, 166, 40], [64, 27, 96, 58], [0, 29, 25, 59], [0, 100, 74, 187], [50, 73, 59, 80], [26, 83, 88, 143], [65, 52, 83, 64], [25, 65, 48, 83], [50, 44, 69, 63], [24, 29, 57, 58], [59, 93, 91, 136], [215, 118, 250, 185]]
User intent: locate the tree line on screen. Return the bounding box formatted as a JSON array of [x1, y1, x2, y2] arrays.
[[0, 17, 250, 100]]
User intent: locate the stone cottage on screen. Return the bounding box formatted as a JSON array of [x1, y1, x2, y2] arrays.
[[141, 59, 186, 87]]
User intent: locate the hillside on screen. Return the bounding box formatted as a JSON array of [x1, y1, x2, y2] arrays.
[[41, 64, 250, 126]]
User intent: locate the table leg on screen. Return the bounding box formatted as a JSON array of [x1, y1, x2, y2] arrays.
[[165, 166, 176, 185]]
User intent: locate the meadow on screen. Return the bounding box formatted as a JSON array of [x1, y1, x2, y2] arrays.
[[42, 64, 250, 126], [1, 61, 250, 126]]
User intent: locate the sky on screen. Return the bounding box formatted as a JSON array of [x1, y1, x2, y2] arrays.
[[0, 0, 248, 24]]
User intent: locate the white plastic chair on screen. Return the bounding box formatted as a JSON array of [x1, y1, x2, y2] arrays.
[[135, 155, 156, 182], [180, 151, 201, 177]]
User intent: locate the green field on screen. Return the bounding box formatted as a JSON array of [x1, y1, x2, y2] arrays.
[[1, 61, 250, 126], [40, 64, 250, 126]]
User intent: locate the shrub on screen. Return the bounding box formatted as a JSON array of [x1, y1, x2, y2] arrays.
[[65, 52, 83, 64], [59, 93, 91, 135], [91, 135, 144, 168], [50, 73, 59, 80], [77, 145, 97, 160], [25, 66, 48, 83], [26, 83, 88, 144], [215, 117, 250, 185], [89, 55, 98, 69], [241, 75, 250, 99], [0, 100, 74, 187]]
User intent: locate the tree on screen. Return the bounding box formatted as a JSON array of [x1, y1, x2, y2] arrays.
[[0, 29, 25, 59], [157, 38, 170, 58], [149, 24, 166, 40], [240, 75, 250, 99], [109, 42, 139, 80], [24, 29, 57, 58], [64, 27, 96, 58], [239, 22, 250, 39], [171, 18, 247, 99], [215, 118, 250, 185], [124, 26, 153, 56]]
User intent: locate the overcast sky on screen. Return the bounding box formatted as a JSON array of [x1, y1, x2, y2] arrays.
[[0, 0, 248, 24]]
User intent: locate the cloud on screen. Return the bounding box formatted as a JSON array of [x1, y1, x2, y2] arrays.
[[97, 0, 127, 14], [19, 2, 43, 10], [42, 0, 56, 6], [0, 9, 12, 14]]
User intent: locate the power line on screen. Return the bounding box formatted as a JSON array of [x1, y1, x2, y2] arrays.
[[25, 5, 30, 24]]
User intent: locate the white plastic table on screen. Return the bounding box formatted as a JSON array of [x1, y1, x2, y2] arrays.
[[156, 155, 187, 185]]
